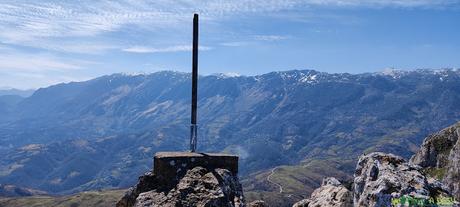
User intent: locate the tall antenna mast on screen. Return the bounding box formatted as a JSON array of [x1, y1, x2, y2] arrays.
[[190, 13, 199, 152]]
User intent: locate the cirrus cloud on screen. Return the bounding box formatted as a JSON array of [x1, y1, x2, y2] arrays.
[[0, 0, 457, 49], [122, 45, 212, 53]]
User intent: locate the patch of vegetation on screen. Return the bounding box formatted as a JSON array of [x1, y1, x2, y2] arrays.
[[0, 189, 125, 207], [423, 167, 447, 180]]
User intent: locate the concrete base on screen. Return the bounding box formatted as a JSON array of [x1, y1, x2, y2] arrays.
[[153, 152, 238, 184]]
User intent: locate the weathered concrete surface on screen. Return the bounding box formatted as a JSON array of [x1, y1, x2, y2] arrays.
[[154, 152, 238, 187]]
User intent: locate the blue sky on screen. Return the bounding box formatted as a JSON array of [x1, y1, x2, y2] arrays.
[[0, 0, 459, 89]]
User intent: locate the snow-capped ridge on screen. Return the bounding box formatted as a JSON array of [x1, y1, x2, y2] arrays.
[[210, 72, 242, 79]]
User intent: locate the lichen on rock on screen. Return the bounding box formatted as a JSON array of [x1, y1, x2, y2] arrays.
[[354, 152, 451, 207]]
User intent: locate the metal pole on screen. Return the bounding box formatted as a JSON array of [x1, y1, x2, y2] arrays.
[[190, 13, 198, 152]]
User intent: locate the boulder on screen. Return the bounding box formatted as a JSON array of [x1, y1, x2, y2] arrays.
[[292, 177, 352, 207], [354, 152, 451, 207]]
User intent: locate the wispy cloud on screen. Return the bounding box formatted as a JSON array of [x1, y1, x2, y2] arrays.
[[122, 45, 212, 53], [220, 36, 290, 47], [0, 54, 81, 72], [303, 0, 459, 8], [0, 71, 91, 90], [220, 42, 251, 47], [0, 0, 456, 51], [254, 35, 290, 41], [0, 47, 94, 89]]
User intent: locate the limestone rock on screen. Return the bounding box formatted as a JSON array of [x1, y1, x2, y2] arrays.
[[292, 177, 352, 207], [292, 199, 310, 207], [410, 121, 460, 201], [354, 152, 451, 207], [117, 172, 158, 207], [117, 167, 245, 207]]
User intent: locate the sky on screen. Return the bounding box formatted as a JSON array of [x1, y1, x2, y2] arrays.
[[0, 0, 459, 89]]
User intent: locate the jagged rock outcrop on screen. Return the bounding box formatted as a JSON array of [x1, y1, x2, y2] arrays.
[[410, 121, 460, 201], [292, 177, 353, 207], [117, 167, 245, 207], [354, 152, 451, 207]]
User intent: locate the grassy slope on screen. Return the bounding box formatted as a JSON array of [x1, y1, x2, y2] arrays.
[[0, 190, 125, 207], [242, 158, 355, 207]]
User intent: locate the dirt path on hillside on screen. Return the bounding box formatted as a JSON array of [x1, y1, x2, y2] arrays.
[[267, 167, 284, 193]]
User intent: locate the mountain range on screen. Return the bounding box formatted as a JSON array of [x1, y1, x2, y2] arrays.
[[1, 69, 460, 202]]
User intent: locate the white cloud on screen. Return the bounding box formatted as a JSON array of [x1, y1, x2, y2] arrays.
[[122, 45, 212, 53]]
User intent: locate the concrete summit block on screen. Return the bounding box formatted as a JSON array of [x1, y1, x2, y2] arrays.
[[153, 152, 238, 182]]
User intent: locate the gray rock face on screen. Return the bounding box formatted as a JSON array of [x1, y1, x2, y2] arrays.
[[292, 177, 352, 207], [410, 121, 460, 201], [292, 199, 310, 207], [117, 167, 245, 207], [354, 152, 451, 207], [445, 136, 460, 201], [116, 172, 161, 207]]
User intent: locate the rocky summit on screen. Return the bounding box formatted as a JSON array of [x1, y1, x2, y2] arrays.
[[117, 166, 245, 207], [410, 121, 460, 201]]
